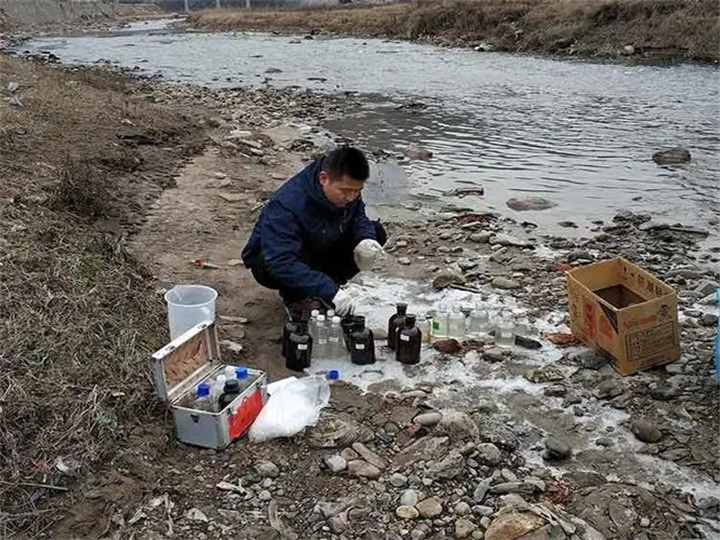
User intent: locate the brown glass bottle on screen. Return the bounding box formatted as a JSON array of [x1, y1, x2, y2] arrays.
[[396, 314, 421, 365], [349, 316, 376, 365], [287, 324, 313, 372], [387, 302, 408, 351]]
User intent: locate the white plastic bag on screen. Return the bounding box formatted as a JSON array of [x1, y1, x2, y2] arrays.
[[248, 376, 331, 442]]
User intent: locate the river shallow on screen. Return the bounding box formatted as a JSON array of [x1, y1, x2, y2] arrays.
[[15, 19, 720, 239]]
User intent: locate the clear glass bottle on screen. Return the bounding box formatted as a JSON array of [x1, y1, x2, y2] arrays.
[[495, 315, 516, 348], [308, 309, 320, 343], [447, 305, 466, 340], [193, 382, 213, 412], [396, 314, 422, 365], [467, 307, 490, 339], [287, 323, 312, 372], [387, 302, 408, 351], [349, 316, 376, 365], [417, 314, 431, 344], [431, 303, 449, 341]]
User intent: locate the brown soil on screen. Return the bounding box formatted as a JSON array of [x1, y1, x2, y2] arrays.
[[187, 0, 720, 63]]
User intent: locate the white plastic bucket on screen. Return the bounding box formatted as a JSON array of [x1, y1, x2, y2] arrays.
[[165, 285, 218, 340]]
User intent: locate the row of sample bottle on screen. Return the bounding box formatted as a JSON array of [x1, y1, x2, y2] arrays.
[[282, 310, 377, 372], [431, 304, 528, 348], [192, 365, 254, 413]]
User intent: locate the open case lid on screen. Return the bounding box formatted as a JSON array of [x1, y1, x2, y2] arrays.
[[151, 320, 222, 402]]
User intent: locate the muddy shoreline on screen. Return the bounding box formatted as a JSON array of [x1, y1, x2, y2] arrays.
[[1, 51, 719, 540]]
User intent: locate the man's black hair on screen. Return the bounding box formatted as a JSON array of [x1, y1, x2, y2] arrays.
[[321, 146, 370, 182]]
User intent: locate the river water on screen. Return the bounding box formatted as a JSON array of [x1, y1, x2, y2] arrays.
[[16, 20, 720, 237]]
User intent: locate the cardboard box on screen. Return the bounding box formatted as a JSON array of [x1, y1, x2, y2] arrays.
[[566, 257, 680, 375], [152, 320, 267, 449]]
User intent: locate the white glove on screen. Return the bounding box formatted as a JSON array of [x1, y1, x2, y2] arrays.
[[332, 288, 356, 317], [354, 239, 384, 271]]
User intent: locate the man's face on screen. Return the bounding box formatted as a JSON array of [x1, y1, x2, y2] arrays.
[[319, 171, 365, 208]]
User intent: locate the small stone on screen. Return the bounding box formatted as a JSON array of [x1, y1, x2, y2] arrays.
[[214, 172, 228, 179], [652, 147, 691, 165], [455, 502, 472, 516], [596, 437, 614, 447], [482, 348, 505, 363], [396, 505, 420, 520], [352, 442, 388, 470], [501, 469, 518, 483], [186, 508, 208, 522], [594, 379, 624, 400], [255, 461, 279, 478], [398, 257, 412, 266], [469, 232, 492, 244], [484, 512, 545, 538], [433, 339, 462, 355], [480, 516, 492, 529], [390, 473, 408, 488], [575, 349, 608, 370], [347, 460, 382, 479], [473, 478, 492, 503], [631, 419, 663, 443], [416, 497, 443, 518], [524, 478, 546, 492], [324, 455, 347, 473], [700, 313, 718, 327], [476, 443, 502, 466], [258, 490, 272, 501], [401, 489, 421, 507], [396, 240, 409, 248], [491, 277, 521, 290], [696, 280, 720, 297], [544, 438, 572, 461], [328, 515, 348, 534], [414, 412, 443, 426], [455, 518, 477, 538], [404, 145, 433, 160], [640, 517, 651, 527], [489, 482, 523, 495], [341, 448, 360, 461], [506, 196, 557, 212], [543, 384, 567, 397], [473, 505, 493, 517]]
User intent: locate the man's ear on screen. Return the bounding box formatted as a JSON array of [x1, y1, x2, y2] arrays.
[[319, 171, 330, 186]]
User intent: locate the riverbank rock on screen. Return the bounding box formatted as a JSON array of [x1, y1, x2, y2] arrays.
[[455, 518, 477, 538], [476, 443, 502, 466], [652, 147, 691, 165], [631, 419, 663, 443], [506, 196, 557, 212], [484, 512, 545, 540], [414, 412, 443, 427], [492, 277, 521, 290], [347, 460, 381, 478], [433, 339, 462, 355], [396, 505, 420, 520], [544, 438, 572, 461], [416, 497, 443, 518], [404, 145, 433, 160]]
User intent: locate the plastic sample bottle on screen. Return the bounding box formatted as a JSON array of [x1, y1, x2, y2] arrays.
[[495, 314, 516, 348], [224, 365, 237, 380], [308, 309, 320, 343], [212, 374, 227, 411], [287, 324, 313, 372], [349, 316, 376, 365], [218, 379, 241, 410], [328, 316, 345, 358], [396, 314, 422, 365], [193, 382, 213, 412], [235, 367, 250, 393], [387, 302, 408, 351], [326, 309, 336, 320], [447, 305, 466, 340], [418, 315, 432, 344], [431, 303, 449, 341], [315, 314, 328, 360]]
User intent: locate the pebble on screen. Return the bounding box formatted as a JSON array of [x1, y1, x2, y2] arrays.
[[258, 490, 272, 501], [390, 473, 408, 488], [416, 497, 443, 518], [324, 454, 347, 473], [501, 469, 518, 483], [455, 501, 472, 516], [491, 276, 521, 290], [347, 460, 382, 479], [482, 348, 505, 363], [544, 384, 567, 397], [470, 232, 493, 243], [400, 489, 421, 507], [631, 419, 663, 443], [352, 442, 388, 470], [473, 505, 494, 517], [396, 505, 420, 520], [398, 257, 412, 266], [594, 379, 625, 400], [255, 461, 279, 478], [476, 443, 502, 466], [186, 508, 208, 522], [473, 478, 492, 503], [545, 438, 572, 461], [640, 517, 651, 527], [700, 313, 718, 327], [455, 518, 477, 538], [414, 412, 443, 426]]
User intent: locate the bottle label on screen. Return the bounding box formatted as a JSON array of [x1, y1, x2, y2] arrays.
[[329, 337, 339, 343], [355, 344, 365, 350], [319, 339, 328, 345], [432, 321, 440, 331], [298, 344, 308, 351], [400, 334, 410, 342]]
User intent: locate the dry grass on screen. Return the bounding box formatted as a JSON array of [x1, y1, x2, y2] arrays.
[[0, 56, 204, 537], [188, 0, 720, 62]]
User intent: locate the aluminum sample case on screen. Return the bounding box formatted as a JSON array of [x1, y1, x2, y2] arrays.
[[152, 320, 267, 449]]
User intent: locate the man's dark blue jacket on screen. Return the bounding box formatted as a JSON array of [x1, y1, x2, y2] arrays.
[[241, 159, 376, 301]]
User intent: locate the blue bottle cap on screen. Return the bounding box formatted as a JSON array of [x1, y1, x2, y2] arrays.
[[197, 382, 210, 397], [327, 370, 339, 380], [236, 367, 249, 380]]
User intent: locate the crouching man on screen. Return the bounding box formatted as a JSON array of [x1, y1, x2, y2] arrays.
[[241, 146, 386, 316]]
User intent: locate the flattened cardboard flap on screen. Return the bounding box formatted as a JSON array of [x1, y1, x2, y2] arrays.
[[152, 320, 221, 401]]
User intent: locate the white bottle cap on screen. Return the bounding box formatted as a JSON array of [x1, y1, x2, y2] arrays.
[[332, 316, 341, 324], [311, 309, 320, 317], [327, 309, 335, 318], [316, 315, 325, 322], [216, 374, 227, 384]]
